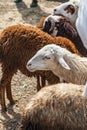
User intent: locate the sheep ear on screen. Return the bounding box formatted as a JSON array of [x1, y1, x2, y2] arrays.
[[59, 57, 70, 70]]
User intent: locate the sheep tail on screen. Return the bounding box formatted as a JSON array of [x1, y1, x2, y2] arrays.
[[82, 81, 87, 97]]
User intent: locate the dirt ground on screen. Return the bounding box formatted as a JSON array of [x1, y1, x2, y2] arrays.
[[0, 0, 67, 129]]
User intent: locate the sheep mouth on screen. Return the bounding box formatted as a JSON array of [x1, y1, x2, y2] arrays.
[[26, 65, 36, 72], [28, 68, 36, 72], [53, 13, 64, 17]]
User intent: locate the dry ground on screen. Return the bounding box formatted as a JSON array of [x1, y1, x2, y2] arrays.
[[0, 0, 68, 129]]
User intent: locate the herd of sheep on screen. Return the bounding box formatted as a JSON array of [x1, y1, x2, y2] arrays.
[[0, 0, 87, 129]]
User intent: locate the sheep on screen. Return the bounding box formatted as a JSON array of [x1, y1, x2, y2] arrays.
[[42, 15, 77, 37], [37, 14, 87, 57], [0, 24, 79, 111], [19, 83, 87, 130], [76, 0, 87, 49], [53, 0, 79, 25], [41, 14, 87, 56], [27, 44, 87, 85]]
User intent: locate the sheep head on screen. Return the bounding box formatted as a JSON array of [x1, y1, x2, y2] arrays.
[[42, 17, 52, 33], [42, 15, 63, 36], [53, 1, 79, 25], [42, 15, 57, 34], [26, 44, 71, 73], [42, 15, 78, 38]]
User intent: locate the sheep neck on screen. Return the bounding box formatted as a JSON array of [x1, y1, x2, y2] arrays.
[[52, 54, 87, 85]]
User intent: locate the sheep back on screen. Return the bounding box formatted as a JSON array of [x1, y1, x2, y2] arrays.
[[0, 24, 79, 67], [54, 36, 79, 54], [20, 83, 87, 130]]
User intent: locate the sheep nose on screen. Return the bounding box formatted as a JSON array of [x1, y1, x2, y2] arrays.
[[27, 63, 32, 67], [54, 9, 56, 12]]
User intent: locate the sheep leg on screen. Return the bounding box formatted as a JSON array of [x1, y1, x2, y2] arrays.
[[6, 84, 15, 105], [0, 86, 7, 111], [37, 75, 41, 91], [0, 76, 8, 111], [41, 75, 46, 87], [37, 75, 46, 91], [0, 68, 16, 111], [0, 71, 7, 111], [6, 76, 15, 105]]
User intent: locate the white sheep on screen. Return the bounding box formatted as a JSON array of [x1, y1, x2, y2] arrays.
[[19, 82, 87, 130], [27, 44, 87, 85], [53, 0, 79, 25], [76, 0, 87, 49]]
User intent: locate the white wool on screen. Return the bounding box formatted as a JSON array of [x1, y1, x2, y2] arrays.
[[53, 0, 79, 25], [27, 44, 87, 85], [76, 0, 87, 49]]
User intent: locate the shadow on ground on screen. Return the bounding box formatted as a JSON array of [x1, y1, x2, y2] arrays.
[[15, 1, 50, 25], [0, 104, 21, 130]]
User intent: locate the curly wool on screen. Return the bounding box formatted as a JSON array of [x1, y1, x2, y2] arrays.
[[0, 24, 79, 111]]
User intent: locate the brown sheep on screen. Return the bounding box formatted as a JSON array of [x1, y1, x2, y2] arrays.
[[0, 24, 79, 111], [19, 83, 87, 130]]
